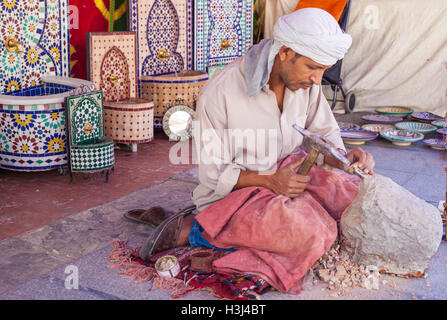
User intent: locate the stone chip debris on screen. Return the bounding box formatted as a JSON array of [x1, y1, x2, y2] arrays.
[[310, 242, 384, 296], [309, 239, 436, 297]]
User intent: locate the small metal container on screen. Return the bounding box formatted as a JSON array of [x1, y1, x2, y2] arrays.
[[155, 255, 180, 278], [190, 249, 214, 273]]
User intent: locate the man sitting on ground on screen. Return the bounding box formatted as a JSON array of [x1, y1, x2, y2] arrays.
[[140, 8, 375, 293]]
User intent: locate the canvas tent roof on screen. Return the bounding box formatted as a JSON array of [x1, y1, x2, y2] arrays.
[[260, 0, 447, 115]]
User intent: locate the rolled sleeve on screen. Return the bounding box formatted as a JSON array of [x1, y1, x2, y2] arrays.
[[215, 163, 244, 196]]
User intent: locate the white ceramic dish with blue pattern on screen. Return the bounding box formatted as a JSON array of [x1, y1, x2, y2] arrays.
[[341, 129, 379, 145], [432, 120, 446, 128], [395, 122, 437, 133], [423, 139, 447, 150], [380, 129, 424, 146], [362, 114, 403, 124], [411, 112, 442, 122], [337, 121, 360, 130], [361, 123, 395, 133]]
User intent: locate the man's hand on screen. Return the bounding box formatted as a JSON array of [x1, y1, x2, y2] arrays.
[[344, 147, 375, 175], [267, 158, 310, 198], [234, 158, 309, 198]]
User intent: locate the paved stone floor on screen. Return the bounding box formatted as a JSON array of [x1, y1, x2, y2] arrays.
[[0, 112, 446, 300], [0, 130, 194, 241]]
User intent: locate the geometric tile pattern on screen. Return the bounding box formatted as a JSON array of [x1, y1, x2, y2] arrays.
[[129, 0, 194, 95], [70, 138, 115, 172], [103, 99, 154, 143], [0, 103, 68, 171], [0, 0, 70, 94], [140, 71, 208, 127], [65, 90, 115, 173], [194, 0, 253, 72], [87, 32, 138, 102], [65, 91, 104, 146], [4, 83, 75, 97], [207, 65, 225, 79]]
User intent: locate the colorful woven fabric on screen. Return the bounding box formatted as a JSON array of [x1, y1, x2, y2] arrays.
[[107, 241, 272, 300]]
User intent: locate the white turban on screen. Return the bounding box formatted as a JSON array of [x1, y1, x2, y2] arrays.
[[272, 8, 352, 66], [245, 8, 352, 96]]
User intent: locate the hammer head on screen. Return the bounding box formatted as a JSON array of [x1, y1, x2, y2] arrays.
[[292, 124, 350, 166]]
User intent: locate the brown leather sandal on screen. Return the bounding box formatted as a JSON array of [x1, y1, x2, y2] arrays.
[[124, 206, 171, 227], [139, 205, 196, 261]]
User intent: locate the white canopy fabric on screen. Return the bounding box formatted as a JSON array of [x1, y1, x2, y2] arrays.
[[261, 0, 447, 115]]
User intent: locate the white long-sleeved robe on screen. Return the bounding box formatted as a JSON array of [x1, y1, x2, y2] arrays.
[[191, 57, 345, 212]]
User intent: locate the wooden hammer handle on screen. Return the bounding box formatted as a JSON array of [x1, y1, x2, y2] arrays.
[[297, 148, 319, 176]]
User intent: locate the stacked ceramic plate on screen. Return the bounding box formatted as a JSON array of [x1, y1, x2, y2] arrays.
[[380, 129, 424, 146], [341, 129, 379, 145], [432, 120, 446, 128], [337, 121, 360, 130], [395, 122, 437, 133], [437, 128, 447, 135], [423, 139, 447, 150], [375, 107, 413, 117], [361, 123, 395, 133], [410, 112, 442, 123], [362, 114, 403, 124]]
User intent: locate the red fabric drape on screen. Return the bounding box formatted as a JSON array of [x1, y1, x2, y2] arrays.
[[195, 152, 360, 294], [69, 0, 109, 79]]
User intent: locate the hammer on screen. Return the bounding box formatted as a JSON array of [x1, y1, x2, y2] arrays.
[[292, 124, 367, 179]]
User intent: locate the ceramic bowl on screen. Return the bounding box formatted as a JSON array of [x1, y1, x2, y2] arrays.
[[361, 123, 395, 133], [394, 122, 437, 133], [341, 129, 379, 145], [432, 120, 446, 128], [437, 128, 447, 135], [337, 121, 360, 130], [361, 114, 403, 124], [410, 112, 442, 122], [380, 129, 424, 146], [375, 106, 413, 116], [423, 139, 447, 150]]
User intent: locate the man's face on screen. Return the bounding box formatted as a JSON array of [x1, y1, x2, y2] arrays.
[[278, 49, 333, 91]]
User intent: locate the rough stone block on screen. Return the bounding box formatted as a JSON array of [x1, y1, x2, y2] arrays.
[[340, 174, 443, 275]]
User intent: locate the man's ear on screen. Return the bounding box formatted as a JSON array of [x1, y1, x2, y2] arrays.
[[278, 46, 295, 62], [277, 46, 290, 61]]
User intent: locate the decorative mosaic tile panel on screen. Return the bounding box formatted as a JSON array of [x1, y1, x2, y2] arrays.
[[87, 32, 138, 102], [128, 0, 194, 95], [0, 0, 70, 94], [0, 103, 68, 171], [5, 83, 74, 96], [103, 99, 154, 143], [207, 65, 225, 79], [140, 71, 208, 128], [70, 137, 114, 172], [65, 91, 104, 146], [194, 0, 253, 71]]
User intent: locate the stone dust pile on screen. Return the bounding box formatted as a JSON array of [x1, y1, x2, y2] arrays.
[[308, 242, 403, 297]]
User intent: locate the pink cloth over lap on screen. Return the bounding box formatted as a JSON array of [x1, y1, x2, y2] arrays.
[[195, 152, 360, 294]]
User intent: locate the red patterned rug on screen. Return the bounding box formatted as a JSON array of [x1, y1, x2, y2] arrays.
[[107, 240, 272, 300]]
